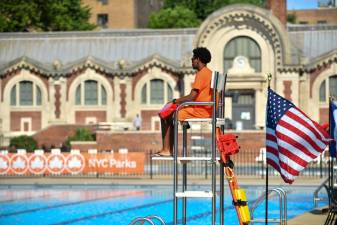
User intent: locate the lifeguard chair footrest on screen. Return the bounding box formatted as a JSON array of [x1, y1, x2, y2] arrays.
[[176, 191, 213, 198]]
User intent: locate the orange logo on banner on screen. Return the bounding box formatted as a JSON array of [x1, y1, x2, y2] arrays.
[[28, 154, 47, 175], [84, 152, 145, 174], [1, 152, 145, 176], [0, 155, 10, 174], [47, 154, 65, 174], [66, 153, 85, 174], [11, 154, 28, 175]]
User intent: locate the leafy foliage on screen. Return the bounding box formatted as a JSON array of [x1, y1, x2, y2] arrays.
[[66, 128, 95, 146], [149, 0, 265, 28], [148, 6, 201, 28], [0, 0, 95, 32], [287, 14, 296, 24], [10, 135, 38, 152]]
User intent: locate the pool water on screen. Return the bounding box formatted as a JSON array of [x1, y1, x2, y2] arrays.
[[0, 185, 328, 225]]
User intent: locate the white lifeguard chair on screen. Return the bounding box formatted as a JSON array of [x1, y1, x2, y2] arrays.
[[152, 71, 227, 225]]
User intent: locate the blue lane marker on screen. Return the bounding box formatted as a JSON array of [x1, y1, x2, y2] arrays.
[[51, 199, 172, 225], [0, 192, 140, 218]]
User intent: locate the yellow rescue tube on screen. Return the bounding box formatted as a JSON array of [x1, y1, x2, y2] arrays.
[[234, 188, 251, 224]]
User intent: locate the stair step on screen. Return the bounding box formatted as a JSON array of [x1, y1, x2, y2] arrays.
[[151, 156, 220, 162], [251, 218, 281, 223], [176, 191, 213, 198], [184, 118, 225, 125]]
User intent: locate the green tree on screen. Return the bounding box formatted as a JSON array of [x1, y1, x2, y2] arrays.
[[148, 5, 201, 28], [0, 0, 95, 32], [287, 13, 296, 24], [149, 0, 265, 28], [10, 135, 38, 152]]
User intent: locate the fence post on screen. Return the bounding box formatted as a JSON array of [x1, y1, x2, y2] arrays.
[[204, 148, 208, 179], [261, 150, 265, 179], [150, 150, 153, 179], [320, 154, 323, 179]]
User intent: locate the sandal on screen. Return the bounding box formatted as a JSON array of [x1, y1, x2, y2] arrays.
[[151, 152, 172, 157]]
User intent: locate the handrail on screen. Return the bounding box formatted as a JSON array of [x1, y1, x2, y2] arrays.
[[129, 215, 166, 225], [250, 187, 287, 225], [129, 217, 155, 225], [146, 215, 166, 225], [313, 177, 329, 208]]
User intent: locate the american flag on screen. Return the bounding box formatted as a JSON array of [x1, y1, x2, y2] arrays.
[[266, 89, 330, 184]]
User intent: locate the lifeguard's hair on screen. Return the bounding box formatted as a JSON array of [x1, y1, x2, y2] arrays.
[[193, 47, 211, 64]]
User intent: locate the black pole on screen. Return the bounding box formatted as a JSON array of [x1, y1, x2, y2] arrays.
[[265, 165, 268, 225], [329, 98, 332, 206], [150, 150, 153, 179], [265, 74, 272, 225]]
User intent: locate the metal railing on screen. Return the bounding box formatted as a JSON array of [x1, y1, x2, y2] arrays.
[[313, 177, 330, 208], [0, 149, 331, 178], [129, 215, 166, 225], [250, 187, 287, 225]]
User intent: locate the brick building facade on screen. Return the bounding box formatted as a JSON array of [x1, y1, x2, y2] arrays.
[[0, 3, 337, 151], [82, 0, 164, 29]]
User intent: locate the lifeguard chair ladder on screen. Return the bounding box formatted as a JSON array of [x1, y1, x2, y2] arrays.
[[164, 71, 227, 225]]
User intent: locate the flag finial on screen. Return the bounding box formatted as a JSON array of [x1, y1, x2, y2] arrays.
[[267, 73, 272, 88]]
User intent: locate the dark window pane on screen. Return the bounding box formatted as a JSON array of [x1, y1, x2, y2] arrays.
[[85, 80, 98, 105], [319, 80, 326, 102], [101, 85, 107, 105], [150, 79, 164, 104], [10, 85, 16, 106], [167, 84, 173, 100], [141, 84, 147, 104], [224, 36, 261, 72], [329, 75, 337, 99], [20, 81, 33, 105], [36, 86, 42, 105], [97, 14, 108, 28], [76, 85, 81, 105]]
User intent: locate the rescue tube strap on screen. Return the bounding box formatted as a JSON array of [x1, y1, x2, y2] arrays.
[[233, 199, 248, 206]]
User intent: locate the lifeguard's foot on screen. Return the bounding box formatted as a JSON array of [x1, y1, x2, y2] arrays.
[[151, 151, 172, 157]]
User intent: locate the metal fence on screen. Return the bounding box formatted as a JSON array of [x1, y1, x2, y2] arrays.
[[0, 148, 332, 179], [146, 149, 332, 180]]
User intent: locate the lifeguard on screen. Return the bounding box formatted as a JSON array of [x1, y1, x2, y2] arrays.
[[154, 47, 213, 157]]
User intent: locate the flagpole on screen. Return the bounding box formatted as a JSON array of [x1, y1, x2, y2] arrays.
[[266, 73, 272, 225], [329, 96, 334, 207]]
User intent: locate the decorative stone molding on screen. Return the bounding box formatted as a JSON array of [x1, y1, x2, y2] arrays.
[[193, 4, 294, 67]]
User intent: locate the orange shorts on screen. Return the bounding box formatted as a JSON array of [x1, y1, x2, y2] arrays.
[[177, 106, 212, 121]]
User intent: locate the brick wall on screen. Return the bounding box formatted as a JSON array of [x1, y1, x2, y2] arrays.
[[288, 8, 337, 25], [75, 111, 106, 124], [33, 124, 94, 148], [10, 111, 41, 131], [266, 0, 287, 25], [320, 107, 329, 124], [283, 80, 292, 101], [141, 110, 159, 130]]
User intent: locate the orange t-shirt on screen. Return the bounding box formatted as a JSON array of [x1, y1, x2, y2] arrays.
[[178, 67, 213, 120]]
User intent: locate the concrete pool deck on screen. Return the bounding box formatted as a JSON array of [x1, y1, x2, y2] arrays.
[[0, 176, 331, 225]]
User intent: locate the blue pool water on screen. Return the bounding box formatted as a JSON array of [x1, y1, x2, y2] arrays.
[[0, 184, 328, 225]]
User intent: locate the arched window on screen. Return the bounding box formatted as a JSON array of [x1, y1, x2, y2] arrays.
[[224, 36, 261, 72], [75, 80, 107, 106], [10, 81, 42, 106], [319, 75, 337, 102], [141, 79, 173, 104]]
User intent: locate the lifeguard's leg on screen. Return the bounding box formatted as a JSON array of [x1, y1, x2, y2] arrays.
[[158, 115, 173, 156]]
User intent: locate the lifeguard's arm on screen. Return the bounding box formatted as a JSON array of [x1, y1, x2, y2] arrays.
[[173, 89, 199, 105]]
